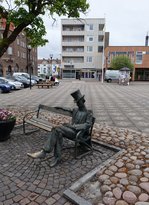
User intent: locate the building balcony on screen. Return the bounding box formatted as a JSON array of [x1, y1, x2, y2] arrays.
[[62, 31, 85, 36], [62, 41, 84, 46], [62, 52, 84, 57]]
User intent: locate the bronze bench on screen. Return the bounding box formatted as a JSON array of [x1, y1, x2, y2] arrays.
[[23, 104, 95, 158]]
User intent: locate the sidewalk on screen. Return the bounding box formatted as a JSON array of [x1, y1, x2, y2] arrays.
[[0, 80, 149, 205]]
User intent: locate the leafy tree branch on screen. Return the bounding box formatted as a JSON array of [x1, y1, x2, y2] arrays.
[[0, 0, 89, 57]]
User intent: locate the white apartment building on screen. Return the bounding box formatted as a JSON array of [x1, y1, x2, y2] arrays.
[[61, 18, 109, 79]]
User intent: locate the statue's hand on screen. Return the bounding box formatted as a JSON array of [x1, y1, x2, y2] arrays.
[[53, 124, 58, 128], [74, 124, 86, 130], [55, 106, 61, 109]]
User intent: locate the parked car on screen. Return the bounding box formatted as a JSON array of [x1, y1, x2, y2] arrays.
[[0, 80, 12, 93], [38, 76, 46, 82], [54, 77, 60, 85], [31, 75, 40, 83], [12, 76, 30, 88], [0, 77, 23, 90], [13, 72, 37, 85], [0, 78, 15, 90]]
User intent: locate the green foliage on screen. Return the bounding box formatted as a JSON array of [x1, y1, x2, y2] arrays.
[[24, 17, 48, 47], [0, 0, 89, 57], [110, 55, 134, 71]]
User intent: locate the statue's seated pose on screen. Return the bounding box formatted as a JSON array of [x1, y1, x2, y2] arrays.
[[27, 89, 93, 167]]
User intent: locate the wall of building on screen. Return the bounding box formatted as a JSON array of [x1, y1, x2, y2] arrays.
[[0, 19, 37, 77], [61, 18, 108, 79], [105, 46, 149, 81]]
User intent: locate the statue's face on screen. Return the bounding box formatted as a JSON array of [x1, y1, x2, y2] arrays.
[[77, 98, 85, 109]]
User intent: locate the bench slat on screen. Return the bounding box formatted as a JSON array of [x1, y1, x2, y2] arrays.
[[30, 117, 54, 127], [38, 105, 72, 117], [25, 118, 53, 131]]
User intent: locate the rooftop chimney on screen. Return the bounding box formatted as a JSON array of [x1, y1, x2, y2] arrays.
[[145, 33, 149, 46]]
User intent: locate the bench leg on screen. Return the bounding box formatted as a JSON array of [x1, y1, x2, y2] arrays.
[[75, 140, 78, 159], [23, 123, 40, 135], [75, 140, 93, 159], [23, 120, 26, 134]]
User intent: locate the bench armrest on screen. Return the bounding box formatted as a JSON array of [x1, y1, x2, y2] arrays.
[[23, 110, 38, 122]]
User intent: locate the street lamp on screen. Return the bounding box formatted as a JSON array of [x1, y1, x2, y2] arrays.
[[27, 45, 32, 89], [50, 54, 53, 76]]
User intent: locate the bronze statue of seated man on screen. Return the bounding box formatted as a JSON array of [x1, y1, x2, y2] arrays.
[[27, 89, 93, 167]]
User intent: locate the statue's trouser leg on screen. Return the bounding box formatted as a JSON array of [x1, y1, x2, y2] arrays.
[[54, 133, 63, 160], [43, 128, 63, 160], [43, 125, 77, 160], [43, 128, 58, 153]]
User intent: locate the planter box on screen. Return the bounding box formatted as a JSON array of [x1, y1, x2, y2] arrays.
[[0, 119, 16, 141]]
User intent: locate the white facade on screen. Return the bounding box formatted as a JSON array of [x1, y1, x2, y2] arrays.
[[38, 59, 60, 77], [61, 18, 106, 79], [38, 59, 50, 76]]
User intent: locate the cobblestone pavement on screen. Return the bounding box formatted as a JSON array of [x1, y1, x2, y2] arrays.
[[0, 126, 116, 205], [0, 80, 149, 205], [1, 80, 149, 133]]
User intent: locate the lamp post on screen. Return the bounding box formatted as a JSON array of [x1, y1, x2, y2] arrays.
[[50, 54, 53, 77], [27, 45, 32, 89]]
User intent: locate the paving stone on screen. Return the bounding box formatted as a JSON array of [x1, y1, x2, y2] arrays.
[[45, 197, 56, 205], [13, 194, 24, 203], [35, 195, 47, 204]]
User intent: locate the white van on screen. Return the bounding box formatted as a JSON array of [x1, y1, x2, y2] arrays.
[[13, 72, 37, 85], [104, 70, 120, 83], [13, 72, 30, 78]]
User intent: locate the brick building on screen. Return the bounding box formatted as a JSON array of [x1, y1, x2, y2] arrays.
[[105, 46, 149, 81], [0, 18, 37, 77]]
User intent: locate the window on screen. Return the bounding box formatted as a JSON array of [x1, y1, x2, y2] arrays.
[[76, 47, 84, 52], [87, 46, 93, 52], [98, 35, 104, 42], [87, 36, 94, 42], [43, 68, 46, 73], [116, 52, 127, 56], [7, 47, 12, 55], [99, 24, 104, 31], [22, 52, 26, 58], [98, 46, 103, 52], [17, 39, 19, 45], [87, 56, 92, 62], [87, 24, 93, 31], [136, 51, 143, 64]]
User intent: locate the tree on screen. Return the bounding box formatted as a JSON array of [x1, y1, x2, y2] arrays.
[[0, 0, 89, 57], [110, 55, 134, 70]]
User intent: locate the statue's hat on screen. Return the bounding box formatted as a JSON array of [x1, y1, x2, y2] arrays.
[[71, 89, 85, 102]]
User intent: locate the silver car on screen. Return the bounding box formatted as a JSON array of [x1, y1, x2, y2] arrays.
[[0, 77, 24, 90]]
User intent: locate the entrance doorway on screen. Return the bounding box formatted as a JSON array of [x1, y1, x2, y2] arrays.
[[135, 69, 149, 81]]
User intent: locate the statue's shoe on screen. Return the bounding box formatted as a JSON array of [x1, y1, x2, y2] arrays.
[[50, 157, 61, 167], [27, 150, 46, 159]]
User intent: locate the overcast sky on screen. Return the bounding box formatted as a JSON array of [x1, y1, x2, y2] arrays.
[[38, 0, 149, 59]]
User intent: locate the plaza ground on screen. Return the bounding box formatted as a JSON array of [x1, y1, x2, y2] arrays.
[[0, 80, 149, 205]]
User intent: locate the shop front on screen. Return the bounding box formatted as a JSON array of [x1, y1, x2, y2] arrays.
[[135, 68, 149, 81]]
